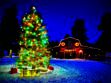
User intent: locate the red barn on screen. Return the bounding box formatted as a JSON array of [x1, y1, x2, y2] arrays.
[[58, 37, 83, 58], [51, 37, 105, 60]]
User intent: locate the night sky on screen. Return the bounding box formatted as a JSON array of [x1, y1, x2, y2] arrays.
[[0, 0, 111, 43]]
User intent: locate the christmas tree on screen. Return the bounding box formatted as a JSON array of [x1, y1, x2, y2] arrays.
[[16, 6, 51, 77]]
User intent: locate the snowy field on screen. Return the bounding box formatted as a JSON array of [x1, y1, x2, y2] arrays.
[[0, 57, 111, 83]]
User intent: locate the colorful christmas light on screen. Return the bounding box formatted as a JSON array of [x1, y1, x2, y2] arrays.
[[16, 6, 51, 77]]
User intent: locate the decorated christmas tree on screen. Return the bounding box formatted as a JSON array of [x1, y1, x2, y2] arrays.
[[16, 6, 52, 77]]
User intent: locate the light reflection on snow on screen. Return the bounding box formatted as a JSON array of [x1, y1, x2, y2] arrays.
[[0, 58, 111, 83]]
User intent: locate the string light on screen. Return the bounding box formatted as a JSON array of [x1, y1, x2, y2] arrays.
[[16, 6, 51, 77]]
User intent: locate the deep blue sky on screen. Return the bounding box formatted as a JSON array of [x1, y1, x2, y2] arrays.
[[0, 0, 111, 44]]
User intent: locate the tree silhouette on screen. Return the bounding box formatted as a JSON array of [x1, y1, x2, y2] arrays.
[[96, 12, 111, 52], [0, 4, 20, 56], [64, 34, 70, 38], [49, 40, 59, 58], [71, 19, 88, 45]]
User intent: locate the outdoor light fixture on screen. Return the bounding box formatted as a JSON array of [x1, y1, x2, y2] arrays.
[[79, 50, 83, 53], [74, 42, 80, 47], [61, 42, 65, 46]]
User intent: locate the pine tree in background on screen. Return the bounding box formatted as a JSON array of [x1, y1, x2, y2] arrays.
[[16, 6, 51, 77], [71, 19, 88, 45]]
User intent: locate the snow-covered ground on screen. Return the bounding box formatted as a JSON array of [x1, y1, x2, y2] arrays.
[[0, 58, 111, 83]]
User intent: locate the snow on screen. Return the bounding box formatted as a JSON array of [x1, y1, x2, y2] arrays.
[[0, 58, 111, 83]]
